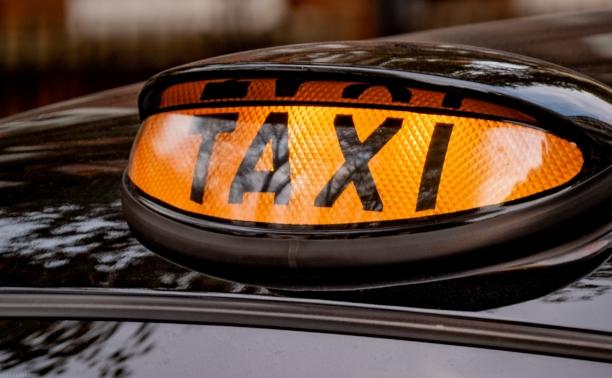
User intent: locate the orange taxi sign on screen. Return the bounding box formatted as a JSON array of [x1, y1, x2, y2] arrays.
[[128, 79, 583, 226]]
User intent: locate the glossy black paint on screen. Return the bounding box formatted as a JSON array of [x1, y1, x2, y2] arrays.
[[126, 42, 612, 289], [396, 9, 612, 87]]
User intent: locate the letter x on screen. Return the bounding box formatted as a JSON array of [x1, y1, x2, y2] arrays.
[[315, 115, 402, 211]]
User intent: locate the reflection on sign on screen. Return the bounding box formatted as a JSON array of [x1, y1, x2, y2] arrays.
[[129, 103, 583, 225]]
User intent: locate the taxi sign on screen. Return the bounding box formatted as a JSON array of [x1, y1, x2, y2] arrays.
[[122, 42, 612, 289], [128, 78, 583, 226]]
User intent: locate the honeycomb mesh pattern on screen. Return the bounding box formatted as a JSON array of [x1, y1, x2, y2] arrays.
[[128, 105, 583, 225]]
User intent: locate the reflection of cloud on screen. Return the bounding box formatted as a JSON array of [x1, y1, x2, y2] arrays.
[[477, 127, 544, 204], [152, 114, 196, 178], [466, 60, 529, 75]]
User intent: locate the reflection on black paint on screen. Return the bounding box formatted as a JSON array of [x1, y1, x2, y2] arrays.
[[199, 42, 612, 99], [0, 319, 155, 377], [0, 110, 266, 295]]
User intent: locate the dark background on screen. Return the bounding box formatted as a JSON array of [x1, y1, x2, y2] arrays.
[[1, 0, 610, 117]]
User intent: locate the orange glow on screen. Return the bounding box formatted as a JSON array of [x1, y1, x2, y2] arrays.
[[128, 105, 583, 225]]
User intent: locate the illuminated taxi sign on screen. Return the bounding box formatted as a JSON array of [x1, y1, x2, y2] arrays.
[[127, 78, 583, 226], [122, 42, 612, 290]]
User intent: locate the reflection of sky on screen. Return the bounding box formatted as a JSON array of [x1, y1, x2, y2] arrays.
[[1, 321, 611, 377], [108, 324, 612, 377]]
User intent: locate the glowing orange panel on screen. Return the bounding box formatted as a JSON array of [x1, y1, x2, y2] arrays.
[[128, 105, 583, 226]]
